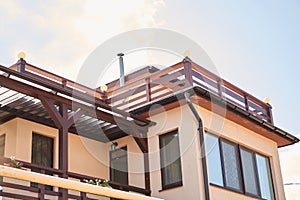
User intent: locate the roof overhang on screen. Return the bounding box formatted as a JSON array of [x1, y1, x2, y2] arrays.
[[132, 86, 299, 148]]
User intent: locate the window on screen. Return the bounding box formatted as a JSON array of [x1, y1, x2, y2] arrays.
[[159, 130, 182, 190], [31, 133, 54, 189], [240, 148, 260, 197], [256, 154, 275, 200], [205, 133, 223, 186], [0, 134, 5, 157], [221, 139, 242, 192], [110, 147, 128, 200], [205, 132, 275, 200], [110, 147, 128, 185]]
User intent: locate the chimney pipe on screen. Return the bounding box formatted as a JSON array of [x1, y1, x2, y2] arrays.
[[117, 53, 125, 87]]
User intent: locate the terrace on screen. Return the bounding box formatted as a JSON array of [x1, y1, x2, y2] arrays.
[[101, 57, 273, 123], [0, 56, 154, 199], [99, 57, 298, 147]]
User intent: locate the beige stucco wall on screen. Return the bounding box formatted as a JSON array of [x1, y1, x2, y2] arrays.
[[0, 117, 146, 199], [0, 100, 286, 200], [147, 103, 285, 200], [0, 117, 110, 179]]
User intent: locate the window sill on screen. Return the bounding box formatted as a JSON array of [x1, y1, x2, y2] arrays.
[[159, 181, 183, 192]]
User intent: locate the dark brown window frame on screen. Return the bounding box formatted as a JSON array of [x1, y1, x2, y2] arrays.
[[31, 132, 54, 190], [206, 133, 275, 200], [159, 129, 183, 191]]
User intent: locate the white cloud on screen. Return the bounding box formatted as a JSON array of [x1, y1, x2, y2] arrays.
[[0, 0, 165, 81]]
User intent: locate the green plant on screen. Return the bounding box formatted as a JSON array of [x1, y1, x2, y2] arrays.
[[83, 179, 111, 188], [9, 156, 23, 169]]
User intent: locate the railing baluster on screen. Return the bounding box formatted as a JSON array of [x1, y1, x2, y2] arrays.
[[145, 78, 151, 102], [244, 95, 249, 111], [38, 169, 45, 200], [80, 191, 87, 200], [183, 58, 193, 87], [267, 105, 274, 124]]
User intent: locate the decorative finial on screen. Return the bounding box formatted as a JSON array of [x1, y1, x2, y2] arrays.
[[264, 97, 270, 104], [183, 50, 190, 57], [100, 85, 108, 92], [18, 52, 26, 59]]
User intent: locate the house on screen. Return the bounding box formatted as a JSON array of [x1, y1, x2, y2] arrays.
[[0, 53, 298, 200]]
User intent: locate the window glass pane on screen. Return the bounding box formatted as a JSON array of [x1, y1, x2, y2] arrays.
[[240, 148, 259, 196], [205, 133, 223, 186], [221, 140, 242, 191], [159, 131, 182, 188], [256, 154, 275, 200]]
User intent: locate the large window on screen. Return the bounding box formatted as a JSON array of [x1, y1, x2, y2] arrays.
[[159, 130, 182, 190], [205, 132, 275, 200]]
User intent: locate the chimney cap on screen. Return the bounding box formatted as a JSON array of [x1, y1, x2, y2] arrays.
[[117, 53, 124, 57]]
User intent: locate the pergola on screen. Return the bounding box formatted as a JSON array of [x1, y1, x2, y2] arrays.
[[0, 56, 154, 199]]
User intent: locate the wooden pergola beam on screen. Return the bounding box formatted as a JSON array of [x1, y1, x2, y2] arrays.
[[0, 75, 147, 129], [0, 64, 151, 124]]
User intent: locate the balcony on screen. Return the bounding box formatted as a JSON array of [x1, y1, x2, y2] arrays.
[[101, 58, 273, 124], [0, 157, 154, 200]]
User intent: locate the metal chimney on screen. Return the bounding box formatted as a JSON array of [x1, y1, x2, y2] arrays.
[[117, 53, 125, 87]]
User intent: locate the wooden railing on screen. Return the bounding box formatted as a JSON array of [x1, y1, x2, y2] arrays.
[[6, 60, 151, 126], [0, 157, 150, 199], [105, 59, 273, 124], [8, 58, 273, 124]]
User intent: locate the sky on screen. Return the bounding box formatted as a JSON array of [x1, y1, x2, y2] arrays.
[[0, 0, 300, 199]]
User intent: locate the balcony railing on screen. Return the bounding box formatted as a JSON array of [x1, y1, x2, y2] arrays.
[[0, 157, 151, 199], [8, 58, 273, 124], [104, 59, 273, 124]]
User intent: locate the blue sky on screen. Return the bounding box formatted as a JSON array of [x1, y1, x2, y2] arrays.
[[0, 0, 300, 198]]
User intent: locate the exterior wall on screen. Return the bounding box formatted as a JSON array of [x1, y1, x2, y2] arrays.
[[0, 117, 110, 179], [112, 136, 145, 189], [0, 119, 17, 158], [0, 117, 145, 198], [147, 103, 285, 200], [148, 105, 205, 200]]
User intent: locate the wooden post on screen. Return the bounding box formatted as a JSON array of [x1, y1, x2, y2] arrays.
[[143, 139, 151, 195], [183, 57, 193, 87], [267, 105, 274, 124], [40, 97, 85, 200]]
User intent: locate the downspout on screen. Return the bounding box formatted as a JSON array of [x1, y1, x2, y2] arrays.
[[184, 92, 210, 200]]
